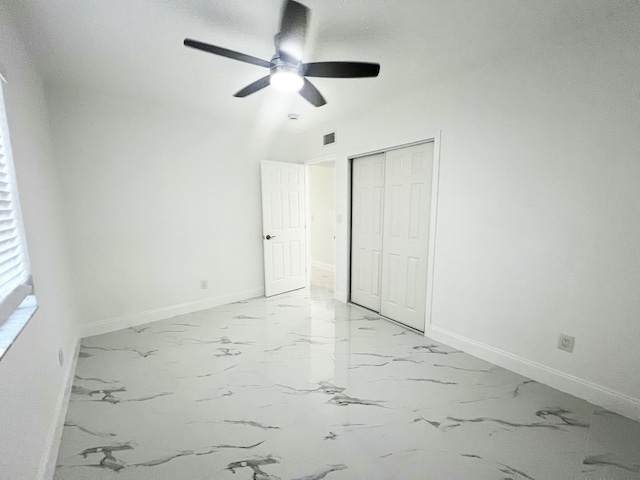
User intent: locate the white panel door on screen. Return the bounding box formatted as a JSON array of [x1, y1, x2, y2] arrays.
[[380, 142, 434, 331], [261, 160, 307, 297], [350, 153, 385, 311]]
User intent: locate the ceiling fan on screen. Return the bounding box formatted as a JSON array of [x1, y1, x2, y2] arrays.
[[184, 0, 380, 107]]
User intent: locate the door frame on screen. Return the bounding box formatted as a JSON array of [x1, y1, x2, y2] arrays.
[[347, 132, 442, 333], [304, 156, 336, 290]]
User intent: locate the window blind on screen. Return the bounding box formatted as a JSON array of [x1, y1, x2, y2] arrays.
[[0, 82, 31, 319]]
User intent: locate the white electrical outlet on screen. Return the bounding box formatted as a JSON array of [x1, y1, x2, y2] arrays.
[[557, 334, 575, 353], [200, 280, 208, 289]]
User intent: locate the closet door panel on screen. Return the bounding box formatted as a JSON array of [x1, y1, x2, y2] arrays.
[[350, 153, 385, 311], [380, 142, 434, 331]]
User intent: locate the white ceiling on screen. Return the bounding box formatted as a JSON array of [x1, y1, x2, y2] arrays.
[[3, 0, 627, 132]]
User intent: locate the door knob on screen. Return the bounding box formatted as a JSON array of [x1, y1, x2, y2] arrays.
[[265, 234, 276, 240]]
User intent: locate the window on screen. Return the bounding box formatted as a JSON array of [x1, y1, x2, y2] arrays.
[[0, 76, 37, 360]]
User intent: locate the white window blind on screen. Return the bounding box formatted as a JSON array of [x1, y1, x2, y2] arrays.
[[0, 80, 32, 321]]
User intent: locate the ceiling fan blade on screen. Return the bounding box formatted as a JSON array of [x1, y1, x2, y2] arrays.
[[184, 39, 272, 69], [233, 76, 271, 98], [275, 0, 309, 60], [303, 62, 380, 78], [299, 78, 326, 107], [280, 0, 309, 38]]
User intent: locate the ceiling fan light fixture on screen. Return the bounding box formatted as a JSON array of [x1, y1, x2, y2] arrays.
[[270, 68, 304, 92], [184, 1, 380, 107]]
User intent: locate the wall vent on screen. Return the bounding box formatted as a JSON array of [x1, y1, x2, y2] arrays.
[[323, 131, 336, 146]]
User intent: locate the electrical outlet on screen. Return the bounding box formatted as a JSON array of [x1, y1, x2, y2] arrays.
[[200, 280, 208, 289], [58, 348, 64, 366], [557, 334, 575, 353]]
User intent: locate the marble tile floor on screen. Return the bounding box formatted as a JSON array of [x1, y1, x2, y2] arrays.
[[310, 266, 334, 293], [55, 274, 640, 479]]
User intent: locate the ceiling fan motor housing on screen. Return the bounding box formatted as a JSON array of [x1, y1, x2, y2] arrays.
[[269, 56, 304, 91], [270, 56, 303, 78]]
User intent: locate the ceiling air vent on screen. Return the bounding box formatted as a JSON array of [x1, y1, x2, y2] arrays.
[[323, 131, 336, 146]]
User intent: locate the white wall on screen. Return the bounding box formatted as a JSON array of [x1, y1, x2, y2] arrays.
[[309, 163, 334, 270], [296, 10, 640, 419], [0, 5, 79, 478], [45, 85, 298, 335]]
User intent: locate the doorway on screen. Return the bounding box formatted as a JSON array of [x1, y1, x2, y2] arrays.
[[308, 161, 335, 292]]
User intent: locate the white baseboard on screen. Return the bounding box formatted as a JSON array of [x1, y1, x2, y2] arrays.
[[311, 260, 335, 273], [425, 324, 640, 422], [334, 290, 347, 303], [80, 287, 265, 338], [39, 339, 80, 479]]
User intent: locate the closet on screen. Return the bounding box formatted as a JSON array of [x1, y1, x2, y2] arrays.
[[350, 141, 434, 331]]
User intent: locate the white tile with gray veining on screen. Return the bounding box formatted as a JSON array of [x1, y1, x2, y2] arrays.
[[55, 270, 640, 479]]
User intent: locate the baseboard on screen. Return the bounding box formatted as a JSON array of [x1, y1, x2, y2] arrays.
[[39, 338, 80, 479], [334, 290, 347, 303], [311, 260, 335, 273], [80, 287, 265, 338], [425, 325, 640, 422]]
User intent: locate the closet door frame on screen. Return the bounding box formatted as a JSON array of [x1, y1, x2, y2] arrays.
[[348, 133, 442, 333]]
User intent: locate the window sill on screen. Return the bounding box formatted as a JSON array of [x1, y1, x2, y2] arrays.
[[0, 295, 38, 361]]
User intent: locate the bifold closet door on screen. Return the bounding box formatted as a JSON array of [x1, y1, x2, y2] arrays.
[[350, 153, 385, 311], [380, 142, 434, 331]]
